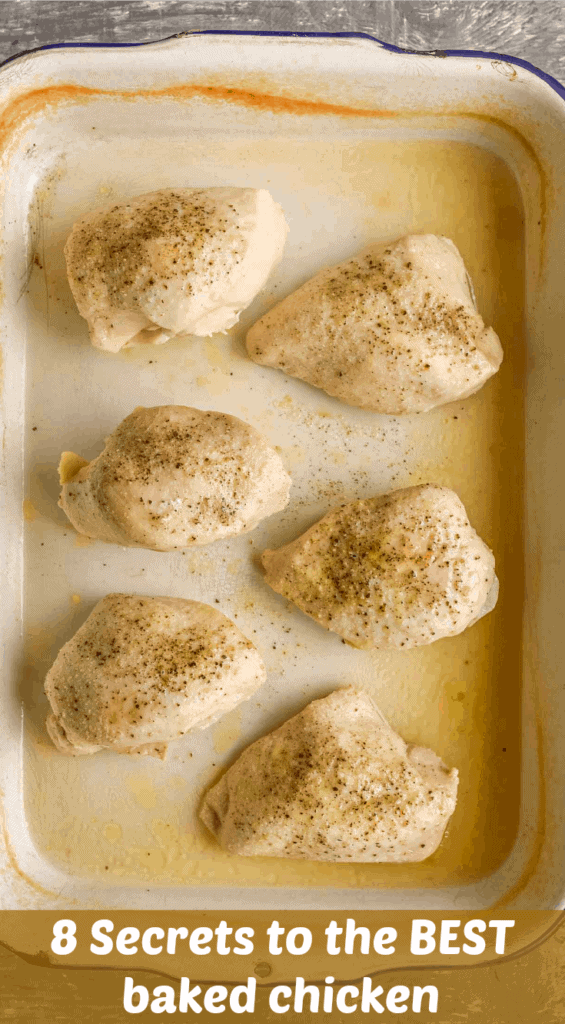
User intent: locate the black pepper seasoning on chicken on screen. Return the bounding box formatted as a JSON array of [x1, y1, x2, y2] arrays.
[[59, 405, 291, 551], [262, 484, 497, 649], [65, 187, 288, 351], [45, 594, 266, 757], [247, 234, 502, 413], [201, 688, 458, 862]]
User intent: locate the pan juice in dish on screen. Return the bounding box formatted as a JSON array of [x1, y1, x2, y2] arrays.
[[22, 127, 524, 890]]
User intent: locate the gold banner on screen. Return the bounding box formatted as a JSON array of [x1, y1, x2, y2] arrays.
[[0, 911, 563, 1019]]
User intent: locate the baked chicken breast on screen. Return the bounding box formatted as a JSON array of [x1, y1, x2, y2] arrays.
[[65, 187, 288, 352], [262, 484, 497, 649], [45, 594, 266, 757], [59, 405, 291, 551], [247, 234, 502, 413], [201, 688, 458, 862]]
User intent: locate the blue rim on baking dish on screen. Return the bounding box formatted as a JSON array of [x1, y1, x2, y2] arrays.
[[1, 28, 565, 102]]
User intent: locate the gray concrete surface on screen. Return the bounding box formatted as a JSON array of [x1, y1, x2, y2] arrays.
[[0, 2, 565, 85]]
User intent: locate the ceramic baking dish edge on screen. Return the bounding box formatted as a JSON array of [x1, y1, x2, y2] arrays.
[[0, 32, 563, 910]]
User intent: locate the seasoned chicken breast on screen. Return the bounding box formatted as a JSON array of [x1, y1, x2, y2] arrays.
[[201, 688, 458, 862], [247, 234, 503, 413], [59, 405, 291, 551], [65, 187, 288, 352], [45, 594, 266, 757], [262, 484, 497, 649]]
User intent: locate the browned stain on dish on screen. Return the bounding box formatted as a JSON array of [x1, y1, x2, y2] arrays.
[[0, 81, 395, 155], [0, 80, 547, 270]]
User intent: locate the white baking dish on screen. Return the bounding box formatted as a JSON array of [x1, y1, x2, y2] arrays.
[[0, 31, 563, 910]]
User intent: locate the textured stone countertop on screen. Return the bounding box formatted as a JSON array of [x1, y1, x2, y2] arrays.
[[0, 1, 564, 85]]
